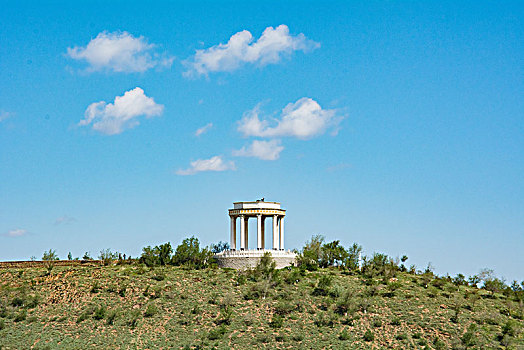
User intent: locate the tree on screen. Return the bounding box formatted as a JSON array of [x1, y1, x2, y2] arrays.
[[139, 242, 173, 267], [211, 241, 230, 254], [157, 242, 173, 266], [484, 278, 506, 295], [296, 235, 324, 271], [399, 255, 408, 272], [82, 252, 93, 260], [42, 249, 59, 261], [345, 243, 363, 271], [99, 249, 118, 266], [320, 240, 348, 268], [67, 252, 73, 260], [251, 252, 280, 299], [254, 252, 276, 280], [452, 273, 467, 286], [468, 275, 480, 288], [478, 268, 495, 283], [172, 236, 212, 269], [140, 246, 158, 267], [42, 249, 59, 275]]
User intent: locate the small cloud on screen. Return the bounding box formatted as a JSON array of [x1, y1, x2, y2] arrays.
[[184, 25, 319, 77], [79, 87, 164, 135], [233, 139, 284, 160], [195, 122, 213, 136], [5, 228, 27, 237], [54, 215, 77, 225], [0, 111, 12, 122], [67, 31, 174, 73], [176, 155, 235, 175], [238, 98, 342, 139]]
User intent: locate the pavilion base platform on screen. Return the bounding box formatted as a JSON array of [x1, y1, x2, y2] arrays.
[[214, 249, 297, 270]]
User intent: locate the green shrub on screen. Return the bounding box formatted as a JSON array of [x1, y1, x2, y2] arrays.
[[127, 310, 140, 329], [390, 317, 401, 326], [253, 252, 277, 280], [314, 313, 335, 328], [373, 319, 382, 327], [341, 317, 353, 326], [243, 314, 254, 326], [312, 274, 333, 296], [76, 311, 90, 323], [106, 310, 117, 325], [363, 329, 374, 342], [502, 320, 517, 337], [26, 295, 40, 309], [274, 301, 294, 315], [11, 297, 24, 307], [152, 270, 165, 281], [14, 309, 27, 322], [339, 329, 350, 340], [396, 333, 408, 340], [461, 327, 476, 347], [208, 325, 227, 340], [144, 304, 157, 318], [256, 334, 270, 343], [291, 332, 304, 341], [93, 305, 106, 320], [0, 319, 5, 330], [285, 268, 302, 284], [191, 304, 201, 315], [269, 314, 284, 328], [90, 281, 100, 293], [433, 337, 447, 350]]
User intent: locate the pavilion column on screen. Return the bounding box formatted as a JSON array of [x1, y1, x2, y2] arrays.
[[230, 216, 236, 250], [279, 216, 284, 250], [273, 215, 279, 250], [257, 214, 263, 250], [244, 216, 249, 249], [240, 215, 246, 250], [261, 216, 266, 250]]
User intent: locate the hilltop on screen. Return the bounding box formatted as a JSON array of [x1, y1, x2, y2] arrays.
[[0, 255, 522, 349]]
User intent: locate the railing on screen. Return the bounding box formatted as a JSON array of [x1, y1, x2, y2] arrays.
[[215, 249, 296, 258]]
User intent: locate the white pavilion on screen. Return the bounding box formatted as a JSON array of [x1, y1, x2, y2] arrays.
[[214, 199, 297, 269]]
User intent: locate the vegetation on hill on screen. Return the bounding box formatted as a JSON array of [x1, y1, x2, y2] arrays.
[[0, 236, 522, 349]]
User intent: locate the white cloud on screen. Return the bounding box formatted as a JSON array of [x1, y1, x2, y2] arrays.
[[78, 87, 164, 135], [0, 111, 12, 122], [6, 229, 27, 237], [184, 25, 319, 77], [67, 31, 174, 73], [54, 215, 77, 225], [233, 140, 284, 160], [238, 98, 341, 139], [195, 122, 213, 136], [176, 155, 236, 175]]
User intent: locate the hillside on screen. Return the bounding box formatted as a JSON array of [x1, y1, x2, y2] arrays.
[[0, 261, 522, 349]]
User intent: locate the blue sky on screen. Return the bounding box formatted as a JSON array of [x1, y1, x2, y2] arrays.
[[1, 1, 523, 281]]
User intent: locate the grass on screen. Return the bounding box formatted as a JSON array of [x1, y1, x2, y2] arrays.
[[0, 264, 522, 349]]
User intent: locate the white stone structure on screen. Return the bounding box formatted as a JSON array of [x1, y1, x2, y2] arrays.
[[215, 199, 297, 269]]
